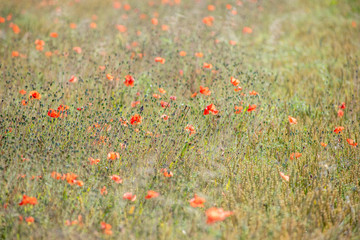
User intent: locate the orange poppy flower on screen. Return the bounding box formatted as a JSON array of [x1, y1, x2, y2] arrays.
[[352, 21, 357, 28], [124, 75, 134, 87], [202, 16, 214, 26], [100, 186, 108, 196], [155, 57, 165, 64], [229, 40, 237, 46], [339, 102, 346, 109], [29, 91, 41, 100], [123, 3, 131, 10], [153, 93, 161, 99], [89, 22, 97, 29], [204, 104, 219, 115], [170, 96, 176, 100], [130, 114, 142, 125], [12, 51, 19, 57], [290, 152, 302, 160], [19, 195, 37, 206], [161, 114, 169, 120], [69, 23, 77, 29], [107, 152, 120, 160], [191, 92, 198, 98], [199, 86, 211, 95], [26, 217, 35, 224], [320, 142, 327, 147], [203, 62, 213, 69], [189, 194, 205, 207], [206, 207, 233, 224], [51, 171, 62, 180], [160, 168, 173, 177], [131, 101, 140, 108], [123, 192, 137, 201], [113, 1, 121, 9], [243, 27, 252, 34], [48, 109, 60, 118], [208, 5, 215, 11], [288, 116, 297, 124], [249, 90, 259, 96], [235, 106, 243, 114], [73, 46, 82, 54], [195, 52, 203, 58], [0, 17, 4, 23], [158, 88, 166, 94], [151, 18, 159, 26], [11, 23, 20, 34], [334, 126, 344, 134], [338, 109, 344, 118], [109, 175, 123, 184], [247, 104, 257, 112], [230, 77, 240, 86], [116, 24, 127, 33], [185, 124, 196, 136], [347, 139, 357, 147], [69, 75, 77, 83], [179, 51, 187, 56], [145, 190, 159, 199], [89, 157, 100, 165], [226, 4, 232, 9], [161, 24, 169, 31], [49, 32, 58, 38], [279, 172, 289, 182], [160, 101, 170, 108], [234, 87, 243, 92], [106, 73, 114, 81], [19, 89, 26, 95], [101, 222, 113, 235]]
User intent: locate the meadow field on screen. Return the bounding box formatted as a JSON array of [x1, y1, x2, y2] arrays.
[[0, 0, 359, 239]]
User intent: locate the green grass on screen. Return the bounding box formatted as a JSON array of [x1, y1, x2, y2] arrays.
[[0, 0, 359, 239]]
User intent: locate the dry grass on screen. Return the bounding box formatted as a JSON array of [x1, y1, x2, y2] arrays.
[[0, 0, 359, 239]]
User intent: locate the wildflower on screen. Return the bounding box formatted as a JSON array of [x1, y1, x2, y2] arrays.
[[203, 63, 213, 69], [337, 109, 344, 118], [151, 18, 158, 25], [243, 27, 252, 34], [26, 217, 35, 224], [100, 186, 108, 196], [235, 106, 243, 114], [107, 152, 120, 160], [124, 75, 135, 87], [230, 77, 240, 86], [48, 109, 60, 118], [145, 190, 159, 199], [123, 192, 137, 201], [109, 175, 123, 184], [131, 101, 140, 107], [199, 86, 211, 95], [160, 168, 173, 177], [247, 104, 257, 112], [106, 73, 114, 81], [279, 172, 289, 182], [339, 102, 346, 109], [334, 126, 344, 134], [320, 142, 327, 147], [49, 32, 58, 38], [160, 101, 170, 108], [249, 90, 259, 96], [88, 157, 100, 165], [161, 114, 169, 120], [189, 194, 205, 208], [130, 114, 142, 125], [155, 57, 165, 64], [288, 116, 297, 125], [69, 75, 77, 83], [290, 152, 302, 160], [185, 124, 196, 136], [206, 207, 233, 224], [19, 195, 37, 206], [19, 89, 26, 95], [179, 51, 187, 56], [158, 88, 166, 94], [204, 104, 219, 115], [202, 16, 214, 26], [347, 139, 357, 147], [170, 96, 177, 101], [101, 222, 113, 235], [29, 91, 41, 100]]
